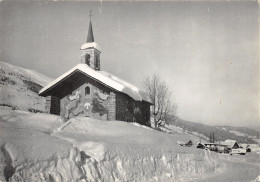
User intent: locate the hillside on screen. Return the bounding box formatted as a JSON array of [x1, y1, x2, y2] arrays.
[[0, 61, 53, 112], [169, 117, 259, 144]]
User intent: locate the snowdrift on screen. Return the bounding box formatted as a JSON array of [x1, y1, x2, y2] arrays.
[[0, 109, 82, 182], [0, 110, 221, 182], [54, 117, 221, 182]]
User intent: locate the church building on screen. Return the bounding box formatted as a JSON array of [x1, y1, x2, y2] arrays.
[[39, 17, 152, 126]]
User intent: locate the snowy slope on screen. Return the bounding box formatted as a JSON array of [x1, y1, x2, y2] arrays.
[[0, 61, 51, 86], [169, 117, 259, 144], [54, 117, 222, 182], [217, 126, 260, 144], [0, 61, 53, 112], [0, 109, 222, 182]]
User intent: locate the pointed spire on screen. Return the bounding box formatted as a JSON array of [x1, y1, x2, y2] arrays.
[[87, 11, 94, 43]]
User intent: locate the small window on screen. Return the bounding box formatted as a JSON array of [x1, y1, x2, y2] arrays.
[[95, 54, 100, 70], [85, 86, 90, 95], [85, 54, 90, 66]]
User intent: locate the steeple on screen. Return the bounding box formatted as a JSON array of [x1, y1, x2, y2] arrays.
[[86, 19, 94, 42], [80, 11, 101, 71]]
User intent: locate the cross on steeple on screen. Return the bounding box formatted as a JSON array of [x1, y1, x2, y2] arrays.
[[87, 10, 94, 43]]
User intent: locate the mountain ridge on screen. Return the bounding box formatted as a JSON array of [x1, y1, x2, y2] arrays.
[[0, 61, 53, 112], [169, 116, 259, 144]]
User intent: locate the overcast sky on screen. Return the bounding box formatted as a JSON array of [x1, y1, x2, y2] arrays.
[[0, 1, 259, 128]]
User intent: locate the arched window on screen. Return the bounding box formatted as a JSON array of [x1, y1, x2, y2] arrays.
[[85, 54, 90, 66], [85, 86, 90, 95], [95, 54, 100, 70]]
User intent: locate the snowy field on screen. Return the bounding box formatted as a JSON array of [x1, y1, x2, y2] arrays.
[[194, 152, 260, 182], [0, 107, 259, 182]]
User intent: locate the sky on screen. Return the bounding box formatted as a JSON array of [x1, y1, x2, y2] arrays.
[[0, 1, 259, 128]]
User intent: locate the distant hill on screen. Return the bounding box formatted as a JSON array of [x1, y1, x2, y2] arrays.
[[0, 61, 53, 112], [169, 117, 259, 144]]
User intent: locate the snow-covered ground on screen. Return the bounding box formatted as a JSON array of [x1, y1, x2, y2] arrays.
[[0, 61, 52, 112], [0, 108, 78, 182], [193, 152, 260, 182], [54, 117, 222, 182], [229, 130, 247, 137], [162, 124, 209, 143], [0, 61, 52, 86], [0, 108, 223, 182]]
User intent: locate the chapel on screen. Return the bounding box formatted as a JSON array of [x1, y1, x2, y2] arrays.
[[39, 17, 151, 126]]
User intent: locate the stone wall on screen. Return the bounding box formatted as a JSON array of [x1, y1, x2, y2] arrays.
[[107, 92, 116, 120], [80, 48, 100, 70], [45, 96, 60, 115], [115, 93, 151, 126]]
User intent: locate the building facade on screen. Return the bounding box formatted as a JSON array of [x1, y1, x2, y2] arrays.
[[39, 19, 151, 126]]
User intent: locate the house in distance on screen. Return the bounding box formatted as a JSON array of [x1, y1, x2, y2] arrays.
[[39, 16, 152, 126]]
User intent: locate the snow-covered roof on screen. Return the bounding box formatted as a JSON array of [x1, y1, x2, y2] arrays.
[[80, 42, 101, 52], [39, 64, 151, 103], [220, 140, 238, 148]]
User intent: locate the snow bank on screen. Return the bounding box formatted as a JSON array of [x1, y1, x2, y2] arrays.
[[0, 110, 87, 182], [7, 147, 84, 182], [0, 109, 64, 133], [0, 112, 221, 182], [54, 117, 221, 182]]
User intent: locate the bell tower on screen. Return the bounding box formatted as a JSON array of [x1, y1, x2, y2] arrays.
[[80, 11, 101, 71]]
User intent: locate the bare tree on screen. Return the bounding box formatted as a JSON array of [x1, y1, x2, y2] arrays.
[[143, 74, 176, 129]]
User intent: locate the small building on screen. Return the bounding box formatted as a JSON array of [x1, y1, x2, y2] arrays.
[[204, 143, 229, 153], [221, 140, 240, 150], [39, 18, 152, 126], [240, 144, 251, 152], [196, 142, 205, 149]]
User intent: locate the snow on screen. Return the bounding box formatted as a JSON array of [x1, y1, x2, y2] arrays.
[[193, 153, 260, 182], [53, 117, 221, 181], [0, 111, 221, 181], [0, 61, 52, 86], [249, 144, 260, 154], [229, 130, 247, 137], [221, 140, 238, 148], [39, 63, 151, 103], [0, 86, 46, 111], [161, 124, 209, 144], [0, 110, 81, 182], [80, 42, 101, 51], [0, 61, 53, 112], [0, 108, 64, 133]]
